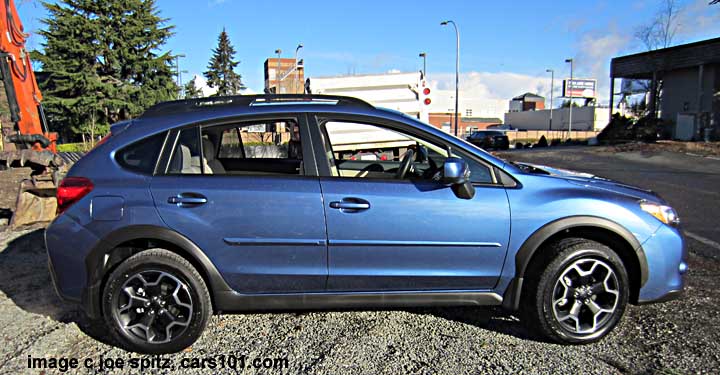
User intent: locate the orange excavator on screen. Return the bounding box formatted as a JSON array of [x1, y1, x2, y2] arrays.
[[0, 0, 76, 227]]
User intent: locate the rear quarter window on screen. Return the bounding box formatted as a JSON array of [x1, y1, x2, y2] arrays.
[[115, 131, 167, 174]]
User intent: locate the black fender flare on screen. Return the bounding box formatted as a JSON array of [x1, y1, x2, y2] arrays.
[[502, 216, 648, 311], [81, 225, 231, 318]]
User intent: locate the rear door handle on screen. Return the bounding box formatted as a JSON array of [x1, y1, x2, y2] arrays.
[[329, 198, 370, 212], [168, 193, 207, 207]]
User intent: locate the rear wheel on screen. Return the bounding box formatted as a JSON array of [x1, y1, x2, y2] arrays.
[[102, 249, 212, 353], [521, 238, 629, 344]]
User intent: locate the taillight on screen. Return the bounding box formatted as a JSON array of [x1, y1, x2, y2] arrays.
[[57, 177, 94, 214]]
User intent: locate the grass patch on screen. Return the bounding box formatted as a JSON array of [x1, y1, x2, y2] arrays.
[[56, 143, 91, 152]]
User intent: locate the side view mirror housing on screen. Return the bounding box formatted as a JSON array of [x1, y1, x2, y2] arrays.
[[441, 157, 475, 199], [416, 144, 429, 163]]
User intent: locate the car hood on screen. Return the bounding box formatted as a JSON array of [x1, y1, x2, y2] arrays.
[[515, 162, 665, 204]]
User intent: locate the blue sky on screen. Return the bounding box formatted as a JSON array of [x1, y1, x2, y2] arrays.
[[18, 0, 720, 103]]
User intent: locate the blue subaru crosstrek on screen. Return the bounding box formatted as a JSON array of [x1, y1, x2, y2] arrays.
[[46, 95, 686, 353]]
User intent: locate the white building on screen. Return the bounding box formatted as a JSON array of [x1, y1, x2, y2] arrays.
[[428, 89, 508, 120], [307, 72, 430, 122], [504, 107, 611, 131]]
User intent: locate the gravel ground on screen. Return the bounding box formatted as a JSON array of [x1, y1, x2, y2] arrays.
[[1, 148, 719, 374]]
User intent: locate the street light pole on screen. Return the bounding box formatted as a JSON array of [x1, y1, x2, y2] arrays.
[[294, 44, 303, 94], [546, 69, 554, 131], [419, 52, 427, 78], [441, 20, 460, 137], [175, 54, 186, 99], [275, 49, 282, 94], [565, 58, 574, 139]]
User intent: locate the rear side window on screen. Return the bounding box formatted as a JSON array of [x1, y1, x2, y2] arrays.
[[115, 131, 167, 174], [166, 120, 304, 176]]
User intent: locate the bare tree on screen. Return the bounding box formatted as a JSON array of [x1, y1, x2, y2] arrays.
[[629, 0, 686, 118], [635, 0, 681, 51]]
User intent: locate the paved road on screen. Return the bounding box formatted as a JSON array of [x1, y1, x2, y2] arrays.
[[498, 147, 720, 258]]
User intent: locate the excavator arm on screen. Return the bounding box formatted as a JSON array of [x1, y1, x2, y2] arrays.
[[0, 0, 57, 153], [0, 0, 67, 228]]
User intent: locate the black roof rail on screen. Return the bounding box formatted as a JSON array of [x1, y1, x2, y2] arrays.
[[140, 94, 375, 118]]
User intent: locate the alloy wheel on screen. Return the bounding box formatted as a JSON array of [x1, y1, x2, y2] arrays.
[[551, 258, 620, 335], [114, 270, 193, 344]]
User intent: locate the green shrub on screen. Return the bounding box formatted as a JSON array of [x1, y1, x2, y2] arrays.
[[57, 142, 91, 152]]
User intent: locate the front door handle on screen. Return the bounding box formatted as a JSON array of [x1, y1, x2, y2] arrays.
[[329, 198, 370, 212], [168, 193, 207, 207]]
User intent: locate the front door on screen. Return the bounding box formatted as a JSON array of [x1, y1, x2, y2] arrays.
[[316, 118, 511, 292], [150, 117, 327, 294]]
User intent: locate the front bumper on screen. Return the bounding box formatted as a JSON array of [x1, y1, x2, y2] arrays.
[[638, 289, 684, 305], [637, 223, 687, 303]]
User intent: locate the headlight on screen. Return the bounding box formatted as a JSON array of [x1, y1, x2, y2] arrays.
[[640, 201, 680, 227]]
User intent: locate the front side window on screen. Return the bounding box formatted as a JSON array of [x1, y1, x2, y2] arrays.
[[320, 119, 493, 183], [167, 119, 303, 176]]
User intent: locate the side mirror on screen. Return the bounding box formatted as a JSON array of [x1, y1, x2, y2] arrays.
[[442, 157, 475, 199], [416, 144, 429, 163]]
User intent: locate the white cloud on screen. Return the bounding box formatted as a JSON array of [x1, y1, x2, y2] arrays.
[[676, 0, 720, 39], [575, 30, 631, 104], [188, 74, 257, 97], [189, 74, 217, 97], [430, 71, 553, 103]]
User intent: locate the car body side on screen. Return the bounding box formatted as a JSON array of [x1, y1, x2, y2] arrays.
[[45, 104, 686, 318]]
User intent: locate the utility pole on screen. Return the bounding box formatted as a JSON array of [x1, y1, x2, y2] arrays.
[[294, 44, 303, 94], [274, 49, 282, 94], [419, 52, 427, 78], [546, 69, 554, 131], [441, 20, 460, 137], [175, 54, 186, 99], [565, 58, 574, 139]]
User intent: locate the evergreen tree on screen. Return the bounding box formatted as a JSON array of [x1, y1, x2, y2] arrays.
[[184, 77, 203, 99], [204, 29, 244, 96], [34, 0, 177, 140]]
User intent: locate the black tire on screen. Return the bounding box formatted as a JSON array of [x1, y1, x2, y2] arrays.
[[102, 248, 212, 354], [521, 238, 629, 344]]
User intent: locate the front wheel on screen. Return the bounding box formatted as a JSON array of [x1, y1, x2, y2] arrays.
[[521, 238, 629, 344]]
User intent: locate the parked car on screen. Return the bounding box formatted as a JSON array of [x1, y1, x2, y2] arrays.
[[46, 95, 686, 353], [466, 130, 510, 150]]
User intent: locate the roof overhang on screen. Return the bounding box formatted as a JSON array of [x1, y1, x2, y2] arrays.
[[611, 37, 720, 79]]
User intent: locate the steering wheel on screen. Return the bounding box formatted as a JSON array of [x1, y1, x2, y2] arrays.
[[395, 149, 415, 179]]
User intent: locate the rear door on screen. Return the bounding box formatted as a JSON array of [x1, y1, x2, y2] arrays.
[[150, 115, 328, 294]]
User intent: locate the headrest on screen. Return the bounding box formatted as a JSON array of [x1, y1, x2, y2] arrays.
[[202, 138, 215, 161]]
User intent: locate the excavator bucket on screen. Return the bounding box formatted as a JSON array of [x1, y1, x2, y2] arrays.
[[10, 178, 57, 228], [1, 150, 72, 228]]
